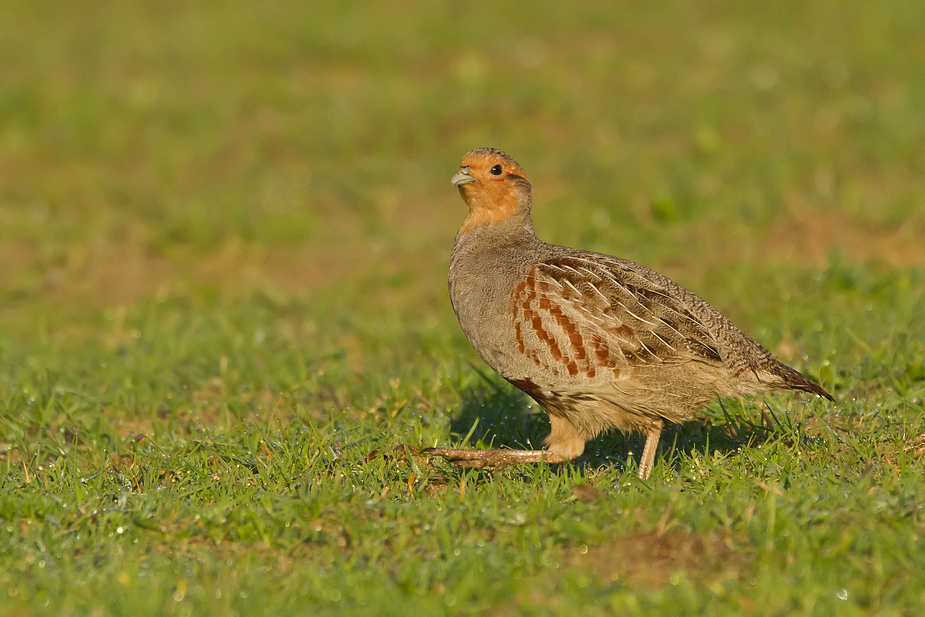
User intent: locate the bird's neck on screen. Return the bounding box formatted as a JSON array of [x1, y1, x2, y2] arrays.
[[453, 210, 538, 255], [458, 192, 534, 237]]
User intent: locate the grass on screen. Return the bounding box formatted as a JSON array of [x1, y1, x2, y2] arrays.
[[2, 0, 925, 614]]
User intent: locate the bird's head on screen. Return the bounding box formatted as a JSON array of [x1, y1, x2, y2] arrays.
[[451, 148, 532, 235]]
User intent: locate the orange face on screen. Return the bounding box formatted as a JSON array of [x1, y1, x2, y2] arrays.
[[452, 149, 529, 192], [451, 148, 532, 235]]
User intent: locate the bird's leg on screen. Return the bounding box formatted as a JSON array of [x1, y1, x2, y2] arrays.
[[425, 415, 587, 470], [637, 420, 664, 480], [422, 447, 570, 469]]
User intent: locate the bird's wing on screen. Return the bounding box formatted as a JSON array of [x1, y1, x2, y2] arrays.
[[510, 254, 722, 380]]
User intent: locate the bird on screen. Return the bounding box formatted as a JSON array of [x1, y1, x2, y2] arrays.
[[424, 147, 834, 480]]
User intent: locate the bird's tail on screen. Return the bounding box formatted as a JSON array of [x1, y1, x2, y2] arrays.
[[773, 363, 835, 401]]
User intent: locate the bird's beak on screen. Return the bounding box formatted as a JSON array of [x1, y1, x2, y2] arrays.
[[451, 167, 479, 187]]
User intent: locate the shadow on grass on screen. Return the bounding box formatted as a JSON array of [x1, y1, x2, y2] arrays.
[[445, 377, 799, 477], [449, 380, 548, 451]]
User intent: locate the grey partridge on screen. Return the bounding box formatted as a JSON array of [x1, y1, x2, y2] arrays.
[[426, 147, 834, 480]]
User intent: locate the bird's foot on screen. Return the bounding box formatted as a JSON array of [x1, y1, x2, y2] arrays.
[[421, 447, 568, 469]]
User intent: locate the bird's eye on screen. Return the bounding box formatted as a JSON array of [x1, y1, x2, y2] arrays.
[[490, 164, 503, 176]]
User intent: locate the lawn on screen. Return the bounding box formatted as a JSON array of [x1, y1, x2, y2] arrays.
[[2, 0, 925, 615]]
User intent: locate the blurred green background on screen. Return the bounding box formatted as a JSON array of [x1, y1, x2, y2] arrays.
[[3, 0, 922, 316], [1, 1, 924, 615]]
